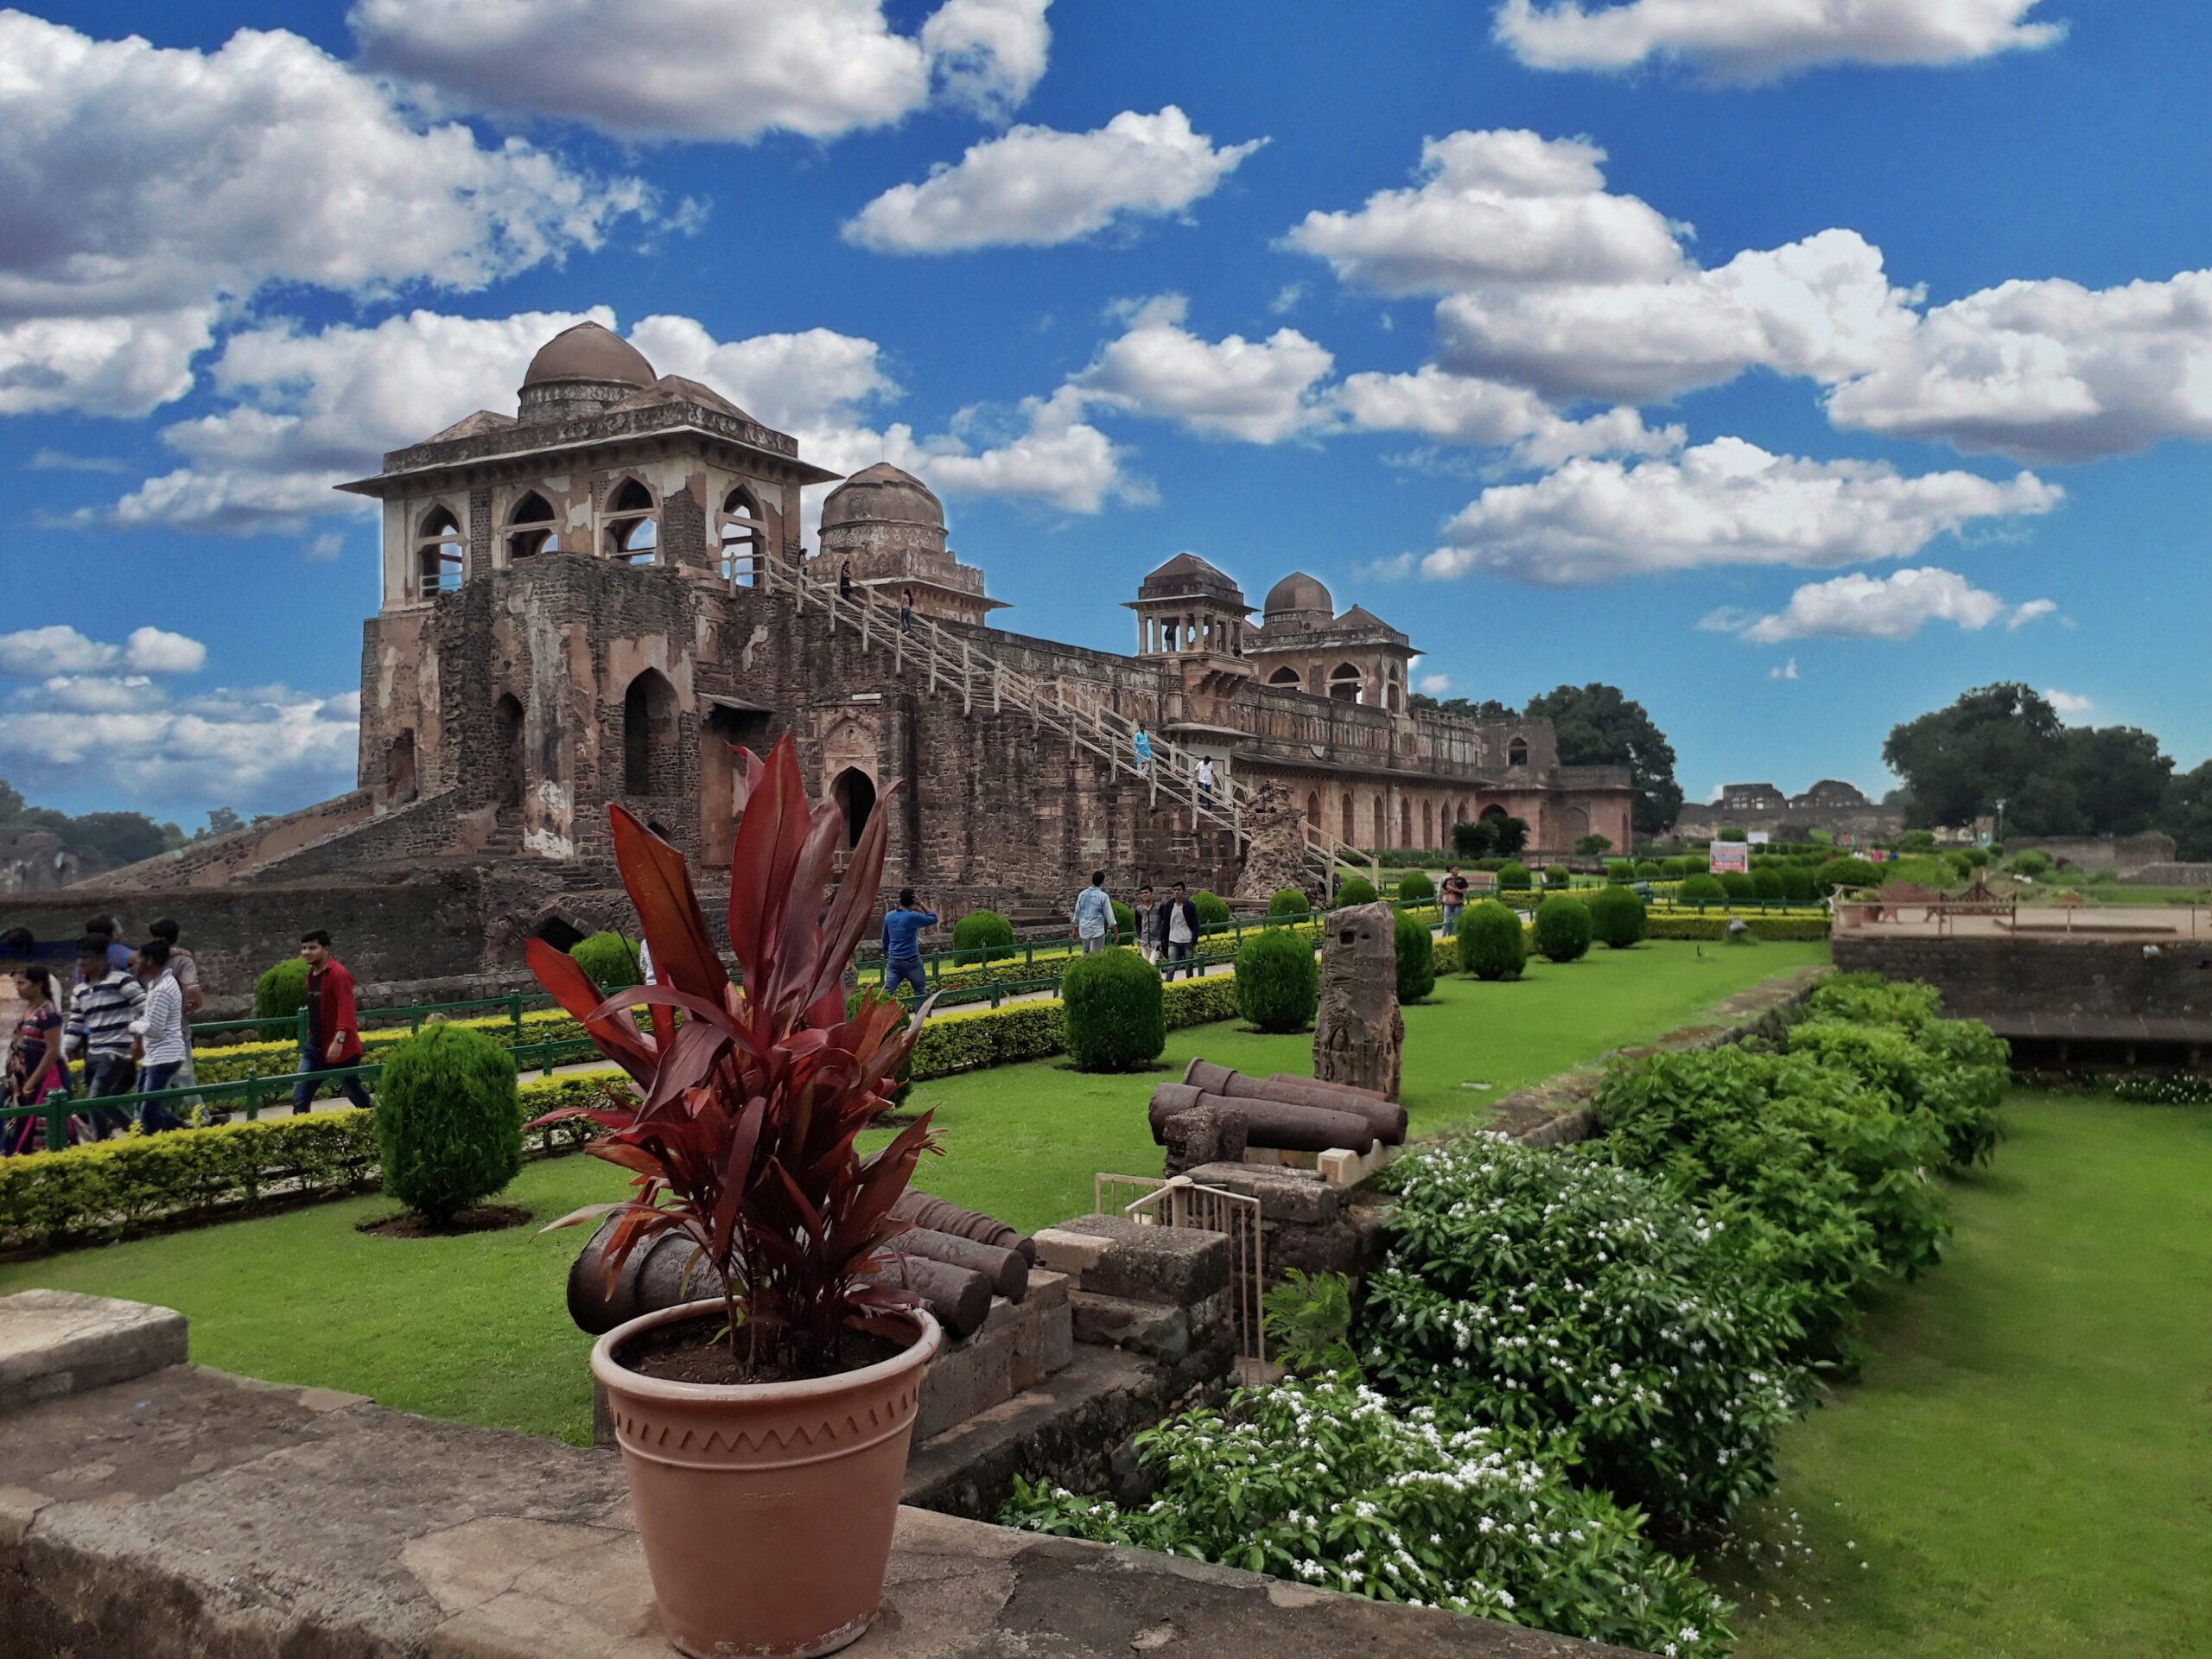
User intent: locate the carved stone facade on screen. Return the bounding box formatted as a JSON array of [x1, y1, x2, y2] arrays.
[[1313, 902, 1404, 1101], [70, 322, 1633, 989]]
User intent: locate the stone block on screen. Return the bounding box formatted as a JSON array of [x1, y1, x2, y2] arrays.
[[1178, 1161, 1342, 1224], [0, 1290, 188, 1411], [1033, 1216, 1230, 1306], [913, 1306, 1016, 1444], [1071, 1294, 1191, 1361]]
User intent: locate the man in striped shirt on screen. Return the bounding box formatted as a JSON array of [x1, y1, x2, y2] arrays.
[[65, 935, 143, 1136]]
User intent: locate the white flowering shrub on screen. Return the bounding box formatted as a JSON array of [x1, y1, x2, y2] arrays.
[[1001, 1379, 1727, 1656], [1364, 1135, 1804, 1526], [2114, 1071, 2212, 1105]]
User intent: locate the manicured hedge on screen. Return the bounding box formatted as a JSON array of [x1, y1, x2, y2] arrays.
[[904, 973, 1240, 1080], [1531, 895, 1592, 963], [1458, 899, 1526, 981], [1234, 927, 1319, 1033], [1394, 910, 1438, 1003], [1062, 948, 1168, 1071], [953, 908, 1017, 964], [1332, 874, 1378, 906], [1395, 870, 1434, 904]]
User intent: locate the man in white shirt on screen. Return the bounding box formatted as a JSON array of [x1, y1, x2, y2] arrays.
[[1194, 756, 1216, 803], [1160, 881, 1200, 979], [128, 938, 190, 1132]]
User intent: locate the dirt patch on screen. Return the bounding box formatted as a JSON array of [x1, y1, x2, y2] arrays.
[[358, 1204, 532, 1239], [614, 1313, 909, 1388]]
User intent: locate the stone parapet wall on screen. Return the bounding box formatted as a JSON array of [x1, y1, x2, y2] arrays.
[[2008, 832, 2177, 874], [1830, 931, 2209, 1022], [2129, 862, 2212, 887]]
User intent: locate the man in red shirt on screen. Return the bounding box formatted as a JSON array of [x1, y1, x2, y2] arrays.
[[292, 930, 372, 1113]]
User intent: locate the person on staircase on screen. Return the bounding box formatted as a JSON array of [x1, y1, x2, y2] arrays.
[[1071, 872, 1115, 955], [899, 588, 915, 636], [1132, 721, 1153, 779], [1193, 755, 1216, 804]]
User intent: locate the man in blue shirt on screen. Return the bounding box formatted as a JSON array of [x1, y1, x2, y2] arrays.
[[880, 889, 938, 1001], [1072, 871, 1115, 953]]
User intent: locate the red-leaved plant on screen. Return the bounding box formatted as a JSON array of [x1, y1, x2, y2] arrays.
[[527, 734, 938, 1376]]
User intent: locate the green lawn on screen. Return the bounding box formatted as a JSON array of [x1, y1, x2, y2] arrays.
[[0, 940, 1818, 1447], [1715, 1092, 2212, 1659]]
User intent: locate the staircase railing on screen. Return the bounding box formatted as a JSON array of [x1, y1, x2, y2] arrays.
[[754, 556, 1375, 892]]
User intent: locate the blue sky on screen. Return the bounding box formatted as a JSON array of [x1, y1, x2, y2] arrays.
[[3, 0, 2207, 825]]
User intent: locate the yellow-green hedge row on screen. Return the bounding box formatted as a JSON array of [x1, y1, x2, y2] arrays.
[[190, 1006, 591, 1084], [0, 1071, 628, 1252]]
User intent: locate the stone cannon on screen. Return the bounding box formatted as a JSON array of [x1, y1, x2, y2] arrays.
[[1184, 1058, 1408, 1145], [1146, 1081, 1376, 1155]]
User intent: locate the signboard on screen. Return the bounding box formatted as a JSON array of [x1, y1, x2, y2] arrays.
[[1747, 830, 1770, 846], [1708, 840, 1751, 875]]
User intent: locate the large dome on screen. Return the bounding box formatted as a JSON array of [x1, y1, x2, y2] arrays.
[[822, 462, 944, 531], [1264, 570, 1333, 616], [522, 321, 655, 389]]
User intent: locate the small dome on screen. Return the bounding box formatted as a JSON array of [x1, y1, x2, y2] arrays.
[[822, 462, 944, 531], [522, 321, 655, 389], [1264, 571, 1332, 616]]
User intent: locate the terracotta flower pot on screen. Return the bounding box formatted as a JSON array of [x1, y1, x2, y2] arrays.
[[593, 1299, 942, 1658]]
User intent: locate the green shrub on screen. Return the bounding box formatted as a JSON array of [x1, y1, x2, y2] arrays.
[[1801, 972, 1942, 1031], [1787, 1019, 2006, 1170], [1268, 886, 1312, 918], [1751, 868, 1784, 901], [1586, 885, 1647, 950], [1457, 900, 1525, 982], [1602, 858, 1635, 882], [1496, 861, 1531, 892], [1817, 856, 1882, 893], [2012, 849, 2053, 876], [1541, 863, 1569, 889], [1062, 947, 1166, 1071], [570, 931, 640, 994], [1000, 1379, 1726, 1654], [1234, 928, 1319, 1033], [252, 957, 309, 1041], [1679, 873, 1726, 902], [953, 908, 1017, 965], [1966, 847, 1991, 868], [1899, 830, 1937, 853], [1531, 895, 1592, 963], [1332, 874, 1378, 906], [2114, 1072, 2212, 1105], [1635, 859, 1661, 878], [1719, 870, 1756, 901], [1393, 910, 1437, 1002], [1779, 864, 1816, 902], [1366, 1135, 1803, 1524], [372, 1024, 521, 1225], [1718, 826, 1749, 842], [1394, 869, 1434, 904], [1191, 890, 1231, 926]]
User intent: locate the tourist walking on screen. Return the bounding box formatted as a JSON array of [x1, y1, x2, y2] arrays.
[[899, 588, 916, 635], [65, 936, 143, 1135], [1132, 721, 1152, 779], [880, 889, 938, 1001], [146, 918, 205, 1109], [127, 939, 189, 1132], [1440, 866, 1470, 932], [838, 561, 854, 601], [1193, 755, 1215, 804], [292, 931, 372, 1115], [1072, 871, 1114, 954], [1133, 884, 1163, 963], [1159, 882, 1202, 979], [4, 964, 68, 1154], [80, 915, 131, 976]]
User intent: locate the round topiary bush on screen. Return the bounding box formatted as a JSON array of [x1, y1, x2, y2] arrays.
[[1268, 886, 1312, 918], [1395, 869, 1434, 905], [373, 1023, 522, 1226], [2012, 849, 2053, 876], [1635, 859, 1661, 878], [1966, 847, 1991, 868], [1678, 873, 1726, 903], [1751, 868, 1785, 900], [1110, 899, 1135, 944], [1779, 863, 1817, 902], [1542, 864, 1570, 889], [1191, 890, 1231, 926], [1233, 928, 1319, 1033], [1719, 870, 1756, 901], [1333, 874, 1379, 906], [1497, 861, 1532, 892], [1604, 859, 1635, 883], [1394, 909, 1437, 1002], [1062, 947, 1166, 1071], [1533, 894, 1592, 963], [253, 957, 309, 1041], [1816, 856, 1882, 893], [1457, 899, 1525, 982], [953, 908, 1016, 965], [1587, 884, 1647, 950], [570, 931, 640, 994]]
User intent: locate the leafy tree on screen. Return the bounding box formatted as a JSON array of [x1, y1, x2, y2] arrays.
[[1491, 814, 1529, 857], [1883, 684, 2172, 835], [62, 811, 171, 868], [1408, 693, 1514, 720], [1522, 683, 1682, 837], [2056, 725, 2171, 836], [1573, 832, 1612, 856], [1452, 818, 1497, 858], [204, 806, 245, 838], [2160, 761, 2212, 861]]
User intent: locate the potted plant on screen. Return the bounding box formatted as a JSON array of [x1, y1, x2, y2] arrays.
[[529, 734, 939, 1658]]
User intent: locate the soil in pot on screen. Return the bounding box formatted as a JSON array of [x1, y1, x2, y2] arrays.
[[618, 1313, 907, 1387]]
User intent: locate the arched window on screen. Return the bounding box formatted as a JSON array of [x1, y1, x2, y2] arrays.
[[493, 694, 524, 808], [830, 768, 876, 849], [1306, 791, 1321, 830], [1372, 798, 1387, 847], [1269, 667, 1303, 688], [720, 486, 762, 586], [1453, 798, 1467, 830], [385, 729, 417, 803], [1328, 663, 1363, 704], [1422, 800, 1434, 847], [622, 670, 676, 795], [1386, 666, 1403, 714], [605, 479, 658, 565], [1401, 798, 1413, 845], [1508, 735, 1529, 768], [416, 506, 463, 597], [1341, 791, 1355, 844], [1480, 804, 1509, 823], [507, 493, 556, 562]]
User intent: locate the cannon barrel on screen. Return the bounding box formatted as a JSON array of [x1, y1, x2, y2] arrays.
[[897, 1226, 1028, 1302], [1147, 1083, 1376, 1154], [1184, 1059, 1408, 1145], [892, 1191, 1034, 1264]]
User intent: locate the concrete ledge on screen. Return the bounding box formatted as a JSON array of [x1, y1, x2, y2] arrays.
[[0, 1357, 1632, 1656], [1034, 1215, 1231, 1304], [0, 1290, 188, 1411]]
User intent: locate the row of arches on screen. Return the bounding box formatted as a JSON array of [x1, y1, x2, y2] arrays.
[[409, 483, 770, 600], [1264, 662, 1406, 713], [1298, 788, 1529, 852]]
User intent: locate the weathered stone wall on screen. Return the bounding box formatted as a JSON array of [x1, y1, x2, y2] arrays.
[[2129, 862, 2212, 887], [1831, 932, 2210, 1022], [2007, 832, 2177, 874]]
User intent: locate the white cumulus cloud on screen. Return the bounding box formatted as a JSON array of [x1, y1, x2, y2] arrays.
[[1075, 296, 1334, 443], [1417, 671, 1454, 695], [0, 625, 208, 677], [843, 107, 1263, 253], [1493, 0, 2064, 83], [0, 14, 651, 418], [2009, 598, 2058, 629], [350, 0, 1050, 141], [1770, 658, 1800, 681], [1333, 365, 1685, 466], [1423, 436, 2063, 585], [1733, 567, 2031, 642], [2044, 688, 2094, 716]]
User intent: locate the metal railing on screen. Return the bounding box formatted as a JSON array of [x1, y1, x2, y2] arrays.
[[190, 989, 544, 1047], [1099, 1172, 1266, 1366], [755, 554, 1376, 894]]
